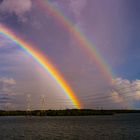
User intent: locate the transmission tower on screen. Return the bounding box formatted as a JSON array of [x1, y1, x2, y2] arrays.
[[26, 94, 32, 112], [40, 95, 46, 111]]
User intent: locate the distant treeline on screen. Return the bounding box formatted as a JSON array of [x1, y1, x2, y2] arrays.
[[0, 109, 140, 116]]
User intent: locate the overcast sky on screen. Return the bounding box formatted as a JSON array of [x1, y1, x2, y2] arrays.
[[0, 0, 140, 110]]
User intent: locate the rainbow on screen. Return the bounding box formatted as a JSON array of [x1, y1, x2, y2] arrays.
[[37, 0, 115, 82], [0, 24, 81, 109]]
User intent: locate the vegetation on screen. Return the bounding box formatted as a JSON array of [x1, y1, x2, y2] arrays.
[[0, 109, 140, 116]]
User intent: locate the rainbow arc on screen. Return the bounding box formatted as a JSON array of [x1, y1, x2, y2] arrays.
[[37, 0, 115, 82], [0, 24, 81, 109]]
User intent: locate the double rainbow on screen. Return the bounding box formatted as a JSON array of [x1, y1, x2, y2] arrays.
[[0, 1, 115, 109], [37, 0, 115, 82], [0, 24, 81, 109]]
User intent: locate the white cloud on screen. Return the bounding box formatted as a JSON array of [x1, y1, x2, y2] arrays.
[[0, 0, 32, 22], [111, 91, 124, 103], [111, 78, 140, 107]]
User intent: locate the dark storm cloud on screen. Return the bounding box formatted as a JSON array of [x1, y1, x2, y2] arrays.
[[0, 0, 32, 22], [0, 0, 3, 4]]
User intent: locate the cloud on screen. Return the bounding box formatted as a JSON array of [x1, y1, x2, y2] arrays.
[[111, 91, 124, 103], [0, 77, 17, 108], [0, 0, 32, 22], [111, 78, 140, 107], [69, 0, 87, 19], [0, 0, 3, 4], [0, 77, 16, 94], [0, 35, 14, 48]]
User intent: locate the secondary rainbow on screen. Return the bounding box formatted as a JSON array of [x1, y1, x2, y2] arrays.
[[37, 0, 115, 82], [0, 24, 81, 109]]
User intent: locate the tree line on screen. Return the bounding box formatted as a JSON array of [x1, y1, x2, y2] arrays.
[[0, 109, 140, 116]]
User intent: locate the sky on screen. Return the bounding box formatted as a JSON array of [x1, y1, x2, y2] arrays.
[[0, 0, 140, 110]]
